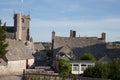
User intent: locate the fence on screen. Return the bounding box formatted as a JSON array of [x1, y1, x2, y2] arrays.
[[22, 69, 110, 80]]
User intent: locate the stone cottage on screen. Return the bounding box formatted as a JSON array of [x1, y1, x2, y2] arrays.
[[0, 13, 35, 75], [52, 30, 107, 60], [51, 30, 120, 74]]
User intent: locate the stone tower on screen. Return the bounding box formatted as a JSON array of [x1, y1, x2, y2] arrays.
[[14, 13, 30, 42]]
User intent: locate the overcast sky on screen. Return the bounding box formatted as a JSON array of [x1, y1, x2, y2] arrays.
[[0, 0, 120, 42]]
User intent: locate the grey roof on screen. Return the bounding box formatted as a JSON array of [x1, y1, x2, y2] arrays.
[[54, 36, 105, 49], [54, 36, 106, 60], [70, 60, 94, 64], [34, 43, 45, 51], [6, 39, 34, 61], [58, 45, 72, 54], [99, 55, 112, 63], [53, 36, 120, 60]]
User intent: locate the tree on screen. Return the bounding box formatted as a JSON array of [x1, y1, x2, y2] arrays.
[[83, 62, 111, 79], [80, 53, 96, 62], [110, 58, 120, 80], [58, 59, 71, 76], [0, 20, 8, 58]]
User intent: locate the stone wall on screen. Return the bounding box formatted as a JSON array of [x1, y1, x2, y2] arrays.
[[0, 59, 34, 75]]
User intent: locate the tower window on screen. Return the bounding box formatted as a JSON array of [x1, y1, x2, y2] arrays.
[[22, 18, 24, 23], [22, 27, 26, 30]]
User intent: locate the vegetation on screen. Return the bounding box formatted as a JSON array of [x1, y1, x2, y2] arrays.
[[58, 59, 71, 76], [0, 20, 8, 58], [83, 58, 120, 80], [80, 53, 96, 62], [110, 58, 120, 80]]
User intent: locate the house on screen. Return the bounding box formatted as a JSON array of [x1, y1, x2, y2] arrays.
[[99, 55, 113, 64], [0, 13, 35, 75], [51, 30, 120, 74], [70, 60, 95, 74], [52, 30, 106, 60], [33, 42, 47, 62], [0, 39, 34, 75]]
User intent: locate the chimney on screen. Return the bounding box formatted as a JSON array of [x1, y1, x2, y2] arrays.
[[52, 30, 55, 40], [51, 31, 55, 58], [70, 30, 76, 38], [101, 32, 106, 41]]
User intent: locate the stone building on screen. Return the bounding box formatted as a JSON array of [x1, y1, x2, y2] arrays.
[[6, 13, 30, 42], [0, 13, 35, 75], [51, 30, 120, 74], [0, 39, 34, 75], [52, 30, 120, 61], [52, 30, 106, 60]]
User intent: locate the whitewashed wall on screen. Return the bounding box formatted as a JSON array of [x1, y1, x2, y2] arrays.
[[0, 59, 34, 75]]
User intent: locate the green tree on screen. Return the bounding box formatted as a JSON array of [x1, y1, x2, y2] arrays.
[[58, 59, 71, 76], [110, 58, 120, 80], [81, 53, 96, 62], [83, 62, 111, 79], [0, 20, 8, 58]]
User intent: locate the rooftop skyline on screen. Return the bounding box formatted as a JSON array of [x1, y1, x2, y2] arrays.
[[0, 0, 120, 42]]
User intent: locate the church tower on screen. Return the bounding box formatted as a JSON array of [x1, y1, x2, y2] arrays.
[[14, 13, 30, 42]]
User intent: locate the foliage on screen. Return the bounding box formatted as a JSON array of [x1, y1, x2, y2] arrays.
[[83, 58, 120, 80], [58, 59, 71, 76], [0, 20, 8, 58], [83, 62, 110, 78], [110, 58, 120, 80], [80, 53, 96, 62]]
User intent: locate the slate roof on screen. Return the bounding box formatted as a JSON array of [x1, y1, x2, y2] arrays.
[[6, 39, 34, 61], [70, 60, 95, 64], [34, 43, 45, 51], [53, 36, 120, 60], [58, 45, 72, 54], [54, 36, 105, 49], [54, 36, 106, 60], [99, 55, 112, 63]]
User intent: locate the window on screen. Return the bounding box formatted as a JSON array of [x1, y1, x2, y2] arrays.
[[22, 18, 24, 23], [81, 64, 86, 71], [22, 27, 26, 30], [73, 64, 79, 71]]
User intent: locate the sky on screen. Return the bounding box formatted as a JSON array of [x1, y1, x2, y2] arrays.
[[0, 0, 120, 42]]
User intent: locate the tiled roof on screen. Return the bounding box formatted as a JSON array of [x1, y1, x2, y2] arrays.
[[53, 36, 120, 60], [70, 60, 94, 64], [54, 36, 105, 48], [6, 39, 34, 61], [99, 55, 112, 63], [34, 43, 45, 51], [54, 36, 106, 60], [58, 45, 72, 54]]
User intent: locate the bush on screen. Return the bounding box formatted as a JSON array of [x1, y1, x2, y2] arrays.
[[84, 58, 120, 80], [81, 53, 96, 62], [58, 59, 71, 76]]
